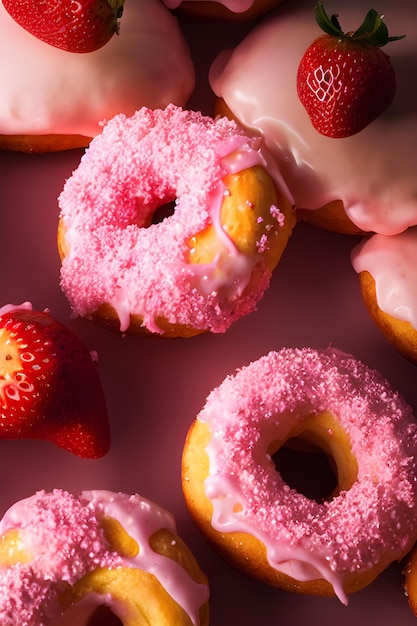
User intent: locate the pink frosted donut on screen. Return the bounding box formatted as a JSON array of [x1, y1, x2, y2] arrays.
[[58, 104, 295, 337], [182, 347, 417, 604], [0, 489, 209, 625]]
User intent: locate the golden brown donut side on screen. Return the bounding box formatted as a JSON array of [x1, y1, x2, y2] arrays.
[[295, 202, 368, 236], [404, 544, 417, 618], [357, 270, 417, 365], [0, 133, 91, 153]]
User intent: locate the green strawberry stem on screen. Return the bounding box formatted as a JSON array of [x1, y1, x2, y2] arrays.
[[315, 1, 405, 46]]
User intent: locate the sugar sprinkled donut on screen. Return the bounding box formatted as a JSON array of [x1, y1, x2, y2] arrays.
[[0, 489, 209, 625], [58, 104, 295, 337], [351, 227, 417, 364], [182, 347, 417, 604]]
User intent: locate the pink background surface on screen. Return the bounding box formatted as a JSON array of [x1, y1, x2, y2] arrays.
[[1, 7, 417, 625]]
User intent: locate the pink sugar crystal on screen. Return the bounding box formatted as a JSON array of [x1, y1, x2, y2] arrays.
[[0, 490, 122, 625]]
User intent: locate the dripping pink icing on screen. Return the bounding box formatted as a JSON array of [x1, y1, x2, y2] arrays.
[[209, 0, 417, 235], [59, 105, 285, 334], [0, 302, 32, 316], [351, 226, 417, 330], [81, 491, 208, 625], [0, 0, 194, 138], [163, 0, 256, 12], [0, 489, 208, 625], [197, 347, 417, 603]]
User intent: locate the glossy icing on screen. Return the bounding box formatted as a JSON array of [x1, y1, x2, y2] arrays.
[[0, 302, 32, 316], [0, 0, 195, 138], [59, 105, 288, 334], [0, 490, 208, 625], [197, 348, 417, 603], [82, 491, 208, 625], [209, 0, 417, 235], [163, 0, 256, 11], [351, 227, 417, 330]]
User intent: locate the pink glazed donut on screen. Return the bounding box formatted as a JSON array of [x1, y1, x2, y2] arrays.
[[182, 347, 417, 603], [0, 489, 209, 625], [58, 105, 295, 337]]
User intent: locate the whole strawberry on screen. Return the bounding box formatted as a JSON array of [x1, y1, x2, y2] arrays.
[[0, 303, 110, 458], [2, 0, 125, 54], [297, 1, 405, 138]]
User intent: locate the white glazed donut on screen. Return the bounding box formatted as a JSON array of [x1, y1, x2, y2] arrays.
[[209, 0, 417, 235], [0, 0, 195, 151]]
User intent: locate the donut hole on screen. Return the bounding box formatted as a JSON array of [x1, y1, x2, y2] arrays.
[[52, 601, 123, 625], [270, 411, 358, 503], [272, 437, 338, 503], [87, 605, 122, 626], [149, 199, 176, 226], [134, 197, 177, 228]]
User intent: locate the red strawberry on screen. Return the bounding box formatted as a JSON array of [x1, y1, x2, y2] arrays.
[[0, 303, 110, 458], [2, 0, 125, 54], [297, 2, 405, 138]]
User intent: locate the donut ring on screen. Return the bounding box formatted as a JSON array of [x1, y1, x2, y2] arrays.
[[182, 347, 417, 604], [58, 105, 295, 337], [0, 489, 209, 625]]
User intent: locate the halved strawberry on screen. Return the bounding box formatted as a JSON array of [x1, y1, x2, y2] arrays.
[[2, 0, 125, 54], [0, 303, 110, 458], [297, 2, 405, 138]]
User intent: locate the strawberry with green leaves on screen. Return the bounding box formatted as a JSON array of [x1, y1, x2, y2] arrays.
[[297, 1, 405, 138], [0, 303, 110, 458], [2, 0, 125, 54]]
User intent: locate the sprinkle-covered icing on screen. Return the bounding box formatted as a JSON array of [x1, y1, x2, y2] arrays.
[[351, 227, 417, 330], [82, 491, 208, 626], [0, 490, 208, 625], [59, 105, 285, 334], [0, 0, 194, 138], [209, 0, 417, 235], [197, 347, 417, 603]]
